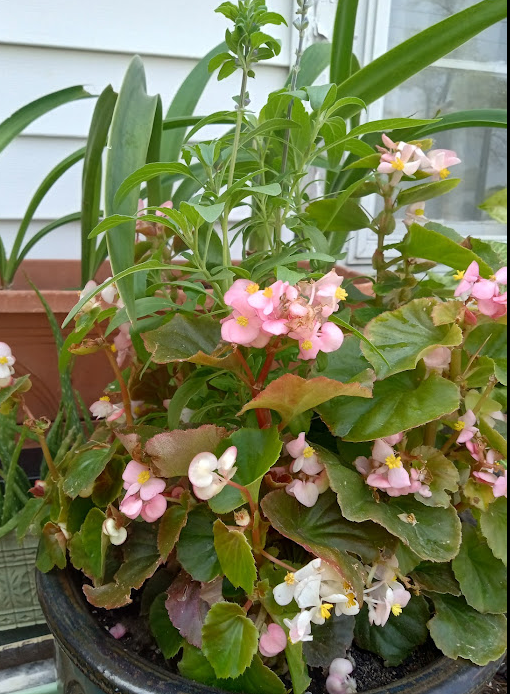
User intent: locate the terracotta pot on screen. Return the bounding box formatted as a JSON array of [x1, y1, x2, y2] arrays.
[[37, 569, 504, 694], [1, 260, 113, 420]]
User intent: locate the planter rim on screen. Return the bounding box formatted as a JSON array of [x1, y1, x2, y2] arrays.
[[0, 289, 80, 314], [36, 569, 503, 694]]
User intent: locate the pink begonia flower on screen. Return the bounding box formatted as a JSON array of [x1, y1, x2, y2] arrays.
[[473, 469, 507, 498], [287, 479, 321, 508], [327, 659, 357, 694], [248, 280, 288, 317], [259, 623, 287, 658], [454, 261, 480, 297], [311, 270, 348, 318], [404, 202, 428, 227], [110, 623, 127, 640], [287, 433, 324, 476], [221, 305, 267, 347], [123, 461, 166, 502], [120, 491, 167, 522], [386, 467, 433, 499], [284, 610, 313, 645], [367, 439, 411, 490], [377, 134, 399, 153], [0, 342, 16, 387], [156, 200, 173, 217], [224, 279, 262, 314], [424, 347, 452, 373], [378, 142, 421, 184], [493, 470, 508, 498], [102, 518, 127, 546], [477, 292, 508, 319], [419, 149, 461, 181], [455, 410, 479, 444], [188, 447, 238, 501], [114, 324, 133, 368], [290, 322, 344, 361]]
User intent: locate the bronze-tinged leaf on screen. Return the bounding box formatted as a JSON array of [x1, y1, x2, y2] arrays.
[[166, 571, 210, 648], [239, 374, 372, 428], [116, 425, 164, 464], [145, 425, 229, 478]]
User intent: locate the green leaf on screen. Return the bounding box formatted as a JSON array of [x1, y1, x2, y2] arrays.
[[479, 418, 507, 459], [239, 374, 372, 430], [465, 323, 507, 386], [354, 596, 430, 667], [396, 179, 461, 209], [68, 508, 107, 583], [411, 447, 460, 509], [307, 197, 370, 234], [166, 375, 208, 431], [333, 0, 508, 119], [330, 0, 360, 85], [188, 202, 225, 223], [142, 314, 221, 363], [150, 593, 183, 659], [479, 188, 507, 224], [402, 223, 493, 278], [262, 490, 367, 601], [248, 183, 282, 196], [202, 602, 259, 679], [346, 118, 438, 141], [362, 298, 463, 379], [452, 524, 507, 614], [469, 238, 508, 272], [214, 520, 257, 595], [92, 458, 125, 508], [0, 375, 31, 408], [303, 614, 355, 668], [36, 523, 67, 573], [176, 505, 221, 583], [104, 57, 159, 322], [322, 453, 462, 563], [285, 643, 311, 694], [480, 497, 507, 566], [209, 428, 283, 514], [114, 162, 196, 206], [428, 594, 507, 666], [0, 86, 91, 155], [318, 371, 460, 442], [62, 446, 116, 499], [410, 562, 461, 596], [179, 645, 286, 694], [158, 495, 190, 561], [145, 425, 229, 478], [399, 109, 508, 140]]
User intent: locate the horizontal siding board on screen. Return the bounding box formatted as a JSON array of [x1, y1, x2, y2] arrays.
[[0, 0, 293, 65], [0, 220, 82, 260]]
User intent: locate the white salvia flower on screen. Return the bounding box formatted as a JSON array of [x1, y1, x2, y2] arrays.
[[102, 518, 128, 546], [188, 447, 238, 501]]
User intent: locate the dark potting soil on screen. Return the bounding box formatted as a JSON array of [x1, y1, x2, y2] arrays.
[[83, 572, 445, 693]]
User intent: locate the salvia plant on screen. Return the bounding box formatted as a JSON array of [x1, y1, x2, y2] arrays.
[[1, 0, 508, 692]]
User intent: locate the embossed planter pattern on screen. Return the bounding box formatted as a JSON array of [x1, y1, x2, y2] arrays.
[[0, 530, 45, 631]]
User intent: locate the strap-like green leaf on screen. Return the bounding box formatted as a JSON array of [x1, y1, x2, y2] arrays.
[[330, 0, 360, 86]]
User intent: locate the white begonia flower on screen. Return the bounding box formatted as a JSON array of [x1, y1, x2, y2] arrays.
[[366, 583, 412, 627], [79, 280, 100, 313], [327, 659, 358, 694], [90, 396, 117, 420], [101, 279, 118, 305], [320, 566, 361, 617], [284, 610, 314, 645], [188, 447, 238, 501], [0, 342, 15, 386], [102, 518, 128, 546], [273, 558, 323, 607]]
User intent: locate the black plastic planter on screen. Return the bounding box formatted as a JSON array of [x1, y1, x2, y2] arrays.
[[37, 569, 503, 694]]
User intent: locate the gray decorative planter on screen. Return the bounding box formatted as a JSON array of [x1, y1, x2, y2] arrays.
[[37, 569, 504, 694], [0, 530, 45, 631]]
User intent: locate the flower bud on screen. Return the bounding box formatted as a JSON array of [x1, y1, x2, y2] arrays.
[[235, 509, 251, 527], [103, 518, 128, 546]]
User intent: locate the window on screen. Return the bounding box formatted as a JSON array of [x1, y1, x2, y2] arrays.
[[347, 0, 508, 267]]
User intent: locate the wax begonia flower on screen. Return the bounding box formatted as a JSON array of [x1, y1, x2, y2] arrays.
[[284, 610, 313, 645], [120, 491, 167, 522], [287, 433, 324, 476], [286, 479, 321, 508], [454, 262, 480, 297], [101, 279, 118, 305], [423, 346, 452, 373], [102, 518, 128, 546], [327, 659, 357, 694], [454, 410, 479, 444], [110, 623, 127, 640], [273, 558, 322, 607], [123, 461, 166, 501], [367, 439, 411, 490], [378, 142, 421, 184], [221, 305, 268, 347], [188, 447, 238, 501], [477, 292, 508, 319], [473, 469, 507, 498], [89, 396, 117, 420], [405, 202, 428, 227], [420, 149, 461, 181], [259, 623, 287, 658], [79, 280, 100, 313], [114, 324, 133, 368], [248, 280, 288, 317], [156, 200, 173, 217], [367, 584, 412, 627], [0, 342, 16, 387], [311, 270, 348, 317]]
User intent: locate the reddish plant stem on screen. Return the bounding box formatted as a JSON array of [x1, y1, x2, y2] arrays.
[[243, 600, 254, 613], [259, 549, 295, 573], [104, 347, 134, 427], [21, 402, 59, 482]]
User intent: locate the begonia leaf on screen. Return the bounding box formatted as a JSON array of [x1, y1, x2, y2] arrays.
[[176, 505, 221, 583], [318, 371, 460, 442], [142, 314, 222, 363], [479, 418, 508, 459], [428, 594, 508, 666], [150, 593, 183, 659], [261, 490, 367, 601], [62, 445, 117, 499], [209, 428, 283, 514], [362, 298, 463, 379], [303, 614, 355, 668], [213, 520, 257, 595], [480, 497, 507, 566], [321, 451, 462, 563], [145, 425, 229, 478], [312, 334, 373, 383], [179, 645, 286, 694], [68, 508, 107, 584], [158, 492, 191, 561], [464, 322, 507, 385], [36, 522, 67, 573], [116, 425, 164, 464], [239, 374, 372, 429], [92, 458, 125, 508], [354, 595, 430, 667], [410, 562, 461, 596], [166, 571, 210, 648], [411, 446, 460, 508], [432, 300, 466, 326], [452, 524, 507, 614], [202, 602, 259, 679]]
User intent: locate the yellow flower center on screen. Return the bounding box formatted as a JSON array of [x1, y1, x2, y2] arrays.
[[453, 270, 465, 281], [137, 471, 151, 485], [440, 168, 451, 180], [236, 316, 250, 327], [490, 275, 497, 281], [343, 581, 352, 592], [110, 344, 117, 353], [391, 158, 406, 171], [346, 593, 357, 609], [415, 209, 425, 217], [320, 603, 334, 620], [302, 340, 314, 351], [453, 421, 466, 432], [392, 604, 403, 617], [100, 396, 111, 402], [285, 573, 296, 586], [246, 283, 260, 295], [335, 287, 348, 301], [0, 356, 8, 365], [263, 287, 274, 299], [385, 455, 403, 470], [303, 446, 315, 459]]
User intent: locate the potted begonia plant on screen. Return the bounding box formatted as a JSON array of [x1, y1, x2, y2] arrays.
[[13, 0, 507, 692]]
